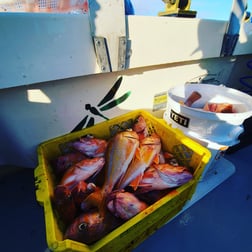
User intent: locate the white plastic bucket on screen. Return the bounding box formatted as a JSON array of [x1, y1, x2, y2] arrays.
[[164, 84, 252, 146], [163, 84, 252, 175]]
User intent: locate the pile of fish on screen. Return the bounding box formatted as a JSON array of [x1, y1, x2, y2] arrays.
[[52, 115, 193, 244]]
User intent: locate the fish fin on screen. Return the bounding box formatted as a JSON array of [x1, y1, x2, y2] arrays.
[[135, 147, 141, 160], [81, 189, 104, 212], [152, 154, 160, 164], [129, 173, 143, 191], [163, 152, 174, 159]]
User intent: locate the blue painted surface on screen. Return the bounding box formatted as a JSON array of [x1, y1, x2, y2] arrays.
[[0, 143, 251, 252]]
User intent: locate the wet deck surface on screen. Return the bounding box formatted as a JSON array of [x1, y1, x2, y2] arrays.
[[0, 144, 251, 252]]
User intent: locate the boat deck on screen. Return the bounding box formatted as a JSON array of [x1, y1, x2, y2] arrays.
[[0, 143, 251, 252]]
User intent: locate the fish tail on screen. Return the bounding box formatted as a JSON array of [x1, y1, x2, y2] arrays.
[[129, 172, 144, 191], [152, 153, 160, 164]]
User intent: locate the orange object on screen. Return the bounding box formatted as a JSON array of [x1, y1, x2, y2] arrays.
[[184, 91, 202, 107]]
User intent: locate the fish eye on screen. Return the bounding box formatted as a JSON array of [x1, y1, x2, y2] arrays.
[[78, 223, 87, 232]]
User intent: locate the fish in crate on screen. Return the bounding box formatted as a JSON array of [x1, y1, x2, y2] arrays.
[[51, 115, 194, 244]]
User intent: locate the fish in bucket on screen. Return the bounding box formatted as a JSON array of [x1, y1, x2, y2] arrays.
[[163, 84, 252, 170]]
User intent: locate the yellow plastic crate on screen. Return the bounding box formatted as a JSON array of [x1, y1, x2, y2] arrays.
[[34, 110, 211, 252]]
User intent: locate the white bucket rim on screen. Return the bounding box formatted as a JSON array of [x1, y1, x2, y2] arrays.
[[168, 84, 252, 123]]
